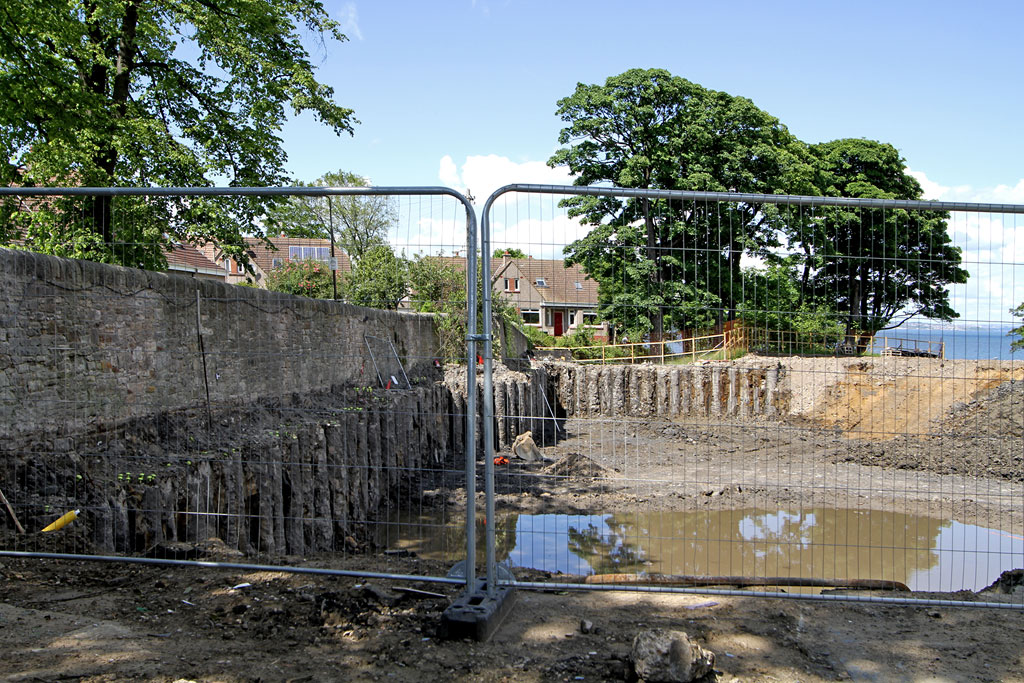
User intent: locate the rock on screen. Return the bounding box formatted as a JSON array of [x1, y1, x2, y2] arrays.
[[630, 629, 715, 682], [361, 583, 402, 606], [511, 431, 545, 463], [579, 618, 594, 634]]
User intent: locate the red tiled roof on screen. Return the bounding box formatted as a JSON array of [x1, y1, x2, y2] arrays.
[[414, 254, 599, 306], [492, 257, 599, 306], [166, 244, 223, 274]]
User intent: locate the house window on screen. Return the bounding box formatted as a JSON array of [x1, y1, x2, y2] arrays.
[[504, 278, 519, 292], [535, 278, 547, 288], [235, 260, 245, 274], [574, 281, 583, 290], [583, 312, 598, 325], [288, 246, 331, 262], [568, 311, 576, 327], [271, 257, 284, 269], [521, 309, 540, 325], [545, 309, 553, 327]]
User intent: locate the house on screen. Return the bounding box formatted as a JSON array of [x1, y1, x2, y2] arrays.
[[406, 253, 606, 339], [165, 244, 226, 281], [199, 236, 352, 286], [490, 254, 607, 340]]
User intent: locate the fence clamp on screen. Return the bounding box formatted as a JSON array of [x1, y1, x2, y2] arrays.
[[466, 334, 491, 342]]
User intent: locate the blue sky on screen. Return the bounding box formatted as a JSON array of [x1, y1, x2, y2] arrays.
[[283, 1, 1023, 198], [279, 0, 1024, 324]]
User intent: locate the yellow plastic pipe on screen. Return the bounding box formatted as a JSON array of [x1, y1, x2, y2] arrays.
[[41, 509, 79, 532]]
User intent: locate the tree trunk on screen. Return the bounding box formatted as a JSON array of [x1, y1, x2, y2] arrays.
[[845, 266, 862, 351], [644, 197, 664, 357], [85, 1, 140, 249], [797, 244, 812, 309]]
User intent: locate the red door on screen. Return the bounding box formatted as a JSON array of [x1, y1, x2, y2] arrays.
[[553, 311, 564, 336]]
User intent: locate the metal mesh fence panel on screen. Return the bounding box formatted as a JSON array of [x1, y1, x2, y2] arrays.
[[0, 186, 480, 585], [480, 184, 1024, 607]]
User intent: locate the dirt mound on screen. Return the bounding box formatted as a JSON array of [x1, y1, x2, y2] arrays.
[[543, 452, 615, 479], [981, 569, 1024, 595], [787, 358, 1024, 440], [937, 380, 1023, 438]]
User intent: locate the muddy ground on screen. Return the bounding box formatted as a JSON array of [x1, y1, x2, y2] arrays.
[[2, 553, 1024, 683], [2, 369, 1024, 681]]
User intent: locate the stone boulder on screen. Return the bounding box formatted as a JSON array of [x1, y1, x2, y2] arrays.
[[630, 629, 715, 682]]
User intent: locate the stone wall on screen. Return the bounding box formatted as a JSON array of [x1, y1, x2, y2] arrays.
[[0, 247, 441, 447]]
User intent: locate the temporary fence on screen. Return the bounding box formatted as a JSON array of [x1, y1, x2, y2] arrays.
[[536, 331, 727, 364], [479, 184, 1024, 608], [2, 182, 1023, 613], [0, 185, 483, 588]]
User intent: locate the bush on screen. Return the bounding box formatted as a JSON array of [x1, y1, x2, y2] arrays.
[[265, 259, 337, 299], [520, 325, 555, 348]]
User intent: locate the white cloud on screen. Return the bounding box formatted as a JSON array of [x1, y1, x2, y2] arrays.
[[437, 154, 586, 259], [907, 168, 1024, 204], [338, 2, 363, 41], [437, 154, 574, 204], [906, 169, 1024, 324]]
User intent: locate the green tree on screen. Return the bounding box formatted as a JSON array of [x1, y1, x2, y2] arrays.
[[408, 255, 467, 361], [265, 259, 335, 299], [344, 245, 407, 310], [0, 0, 355, 269], [267, 170, 396, 265], [798, 139, 968, 348], [548, 68, 811, 342], [493, 248, 527, 259], [738, 261, 844, 353], [407, 253, 524, 363], [1010, 303, 1024, 352]]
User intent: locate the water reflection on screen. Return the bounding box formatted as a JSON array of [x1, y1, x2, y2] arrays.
[[377, 507, 1024, 592]]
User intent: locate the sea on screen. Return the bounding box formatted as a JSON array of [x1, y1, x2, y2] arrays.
[[883, 325, 1019, 360]]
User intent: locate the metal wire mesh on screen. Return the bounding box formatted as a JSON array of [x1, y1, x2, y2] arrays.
[[0, 187, 480, 585], [480, 185, 1024, 607]]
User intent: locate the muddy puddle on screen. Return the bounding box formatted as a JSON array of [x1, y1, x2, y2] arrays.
[[376, 507, 1023, 592]]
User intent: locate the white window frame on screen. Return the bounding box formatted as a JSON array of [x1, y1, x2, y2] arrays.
[[535, 277, 547, 287], [521, 309, 540, 325]]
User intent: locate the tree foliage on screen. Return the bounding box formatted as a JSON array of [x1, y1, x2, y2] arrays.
[[549, 68, 810, 339], [549, 69, 967, 346], [799, 139, 968, 342], [0, 0, 355, 268], [406, 254, 524, 362], [344, 244, 407, 310], [1010, 302, 1024, 352], [267, 170, 395, 265], [408, 255, 470, 362]]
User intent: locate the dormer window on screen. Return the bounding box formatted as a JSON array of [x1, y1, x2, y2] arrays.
[[574, 281, 583, 290], [535, 278, 547, 287]]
